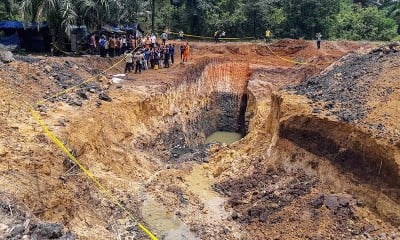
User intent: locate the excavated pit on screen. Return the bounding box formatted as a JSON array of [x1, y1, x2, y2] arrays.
[[135, 61, 251, 162], [64, 55, 399, 238], [55, 61, 254, 238], [2, 41, 399, 239]]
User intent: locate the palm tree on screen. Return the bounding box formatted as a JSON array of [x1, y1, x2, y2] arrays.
[[21, 0, 76, 47], [74, 0, 110, 29], [20, 0, 147, 48], [20, 0, 112, 48], [378, 0, 400, 33], [383, 1, 400, 17]]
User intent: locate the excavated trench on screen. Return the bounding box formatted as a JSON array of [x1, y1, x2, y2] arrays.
[[63, 56, 399, 238], [136, 61, 251, 162], [61, 61, 254, 238]]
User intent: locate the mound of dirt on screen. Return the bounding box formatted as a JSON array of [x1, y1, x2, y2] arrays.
[[290, 43, 400, 122]]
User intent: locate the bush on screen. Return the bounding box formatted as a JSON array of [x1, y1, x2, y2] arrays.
[[393, 35, 400, 41]]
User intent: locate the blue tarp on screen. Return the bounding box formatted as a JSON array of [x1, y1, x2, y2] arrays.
[[122, 23, 144, 33], [101, 23, 144, 34], [0, 21, 50, 52], [0, 32, 20, 45], [0, 20, 48, 29]]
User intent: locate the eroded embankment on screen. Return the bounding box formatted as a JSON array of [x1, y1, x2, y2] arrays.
[[209, 46, 400, 239], [211, 98, 400, 240], [279, 115, 400, 188]]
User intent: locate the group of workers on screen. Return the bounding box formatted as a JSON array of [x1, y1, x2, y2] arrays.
[[121, 32, 190, 74], [89, 29, 323, 76], [89, 31, 191, 74]]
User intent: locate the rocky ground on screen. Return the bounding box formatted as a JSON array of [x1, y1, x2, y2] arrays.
[[1, 40, 399, 239], [0, 199, 74, 239]]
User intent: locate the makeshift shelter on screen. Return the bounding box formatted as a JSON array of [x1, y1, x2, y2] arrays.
[[122, 23, 145, 37], [70, 25, 88, 51], [97, 26, 124, 39], [0, 32, 20, 51], [0, 21, 51, 52]]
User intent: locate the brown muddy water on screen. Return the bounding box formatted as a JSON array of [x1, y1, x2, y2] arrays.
[[206, 131, 242, 144]]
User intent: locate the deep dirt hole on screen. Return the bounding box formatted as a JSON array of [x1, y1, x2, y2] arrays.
[[3, 41, 399, 239], [63, 58, 400, 239], [134, 61, 252, 163]]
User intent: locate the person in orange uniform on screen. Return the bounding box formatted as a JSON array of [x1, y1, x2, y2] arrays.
[[183, 42, 190, 62], [145, 36, 151, 49]]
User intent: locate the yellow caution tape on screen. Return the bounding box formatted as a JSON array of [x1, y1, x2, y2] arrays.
[[30, 48, 158, 240], [52, 43, 75, 56], [168, 31, 254, 40], [36, 46, 140, 106], [30, 108, 158, 240]]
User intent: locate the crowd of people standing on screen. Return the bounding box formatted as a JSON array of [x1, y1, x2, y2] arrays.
[[90, 32, 190, 74]]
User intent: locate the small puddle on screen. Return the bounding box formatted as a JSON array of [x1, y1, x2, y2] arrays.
[[206, 131, 242, 144], [142, 195, 197, 240], [185, 165, 231, 224]]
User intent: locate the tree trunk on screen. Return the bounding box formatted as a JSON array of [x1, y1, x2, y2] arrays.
[[151, 0, 155, 32], [253, 9, 257, 38]]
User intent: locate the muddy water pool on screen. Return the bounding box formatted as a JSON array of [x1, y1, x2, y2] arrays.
[[206, 131, 242, 144]]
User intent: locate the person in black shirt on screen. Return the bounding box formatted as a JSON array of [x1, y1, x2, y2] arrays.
[[180, 44, 185, 61], [169, 44, 175, 64], [164, 48, 170, 68]]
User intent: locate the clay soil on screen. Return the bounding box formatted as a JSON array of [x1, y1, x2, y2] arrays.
[[1, 39, 399, 240]]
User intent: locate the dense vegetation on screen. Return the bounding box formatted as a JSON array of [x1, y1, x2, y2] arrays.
[[0, 0, 399, 42]]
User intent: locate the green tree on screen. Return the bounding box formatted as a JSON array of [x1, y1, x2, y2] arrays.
[[0, 0, 21, 20], [380, 0, 400, 33], [242, 0, 269, 38], [19, 0, 123, 48], [269, 7, 286, 37], [204, 0, 246, 37], [278, 0, 341, 39], [74, 0, 111, 29], [331, 1, 398, 40], [21, 0, 77, 47]]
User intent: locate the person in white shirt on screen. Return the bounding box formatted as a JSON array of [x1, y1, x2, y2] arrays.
[[121, 35, 127, 53], [161, 32, 168, 45], [124, 50, 133, 73], [150, 34, 157, 49], [178, 30, 184, 41]]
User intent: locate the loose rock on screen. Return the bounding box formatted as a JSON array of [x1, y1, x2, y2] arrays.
[[99, 92, 112, 102], [0, 50, 14, 63]]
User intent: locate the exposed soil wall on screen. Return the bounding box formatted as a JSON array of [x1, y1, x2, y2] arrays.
[[68, 61, 251, 165], [138, 61, 251, 158], [279, 115, 400, 188]]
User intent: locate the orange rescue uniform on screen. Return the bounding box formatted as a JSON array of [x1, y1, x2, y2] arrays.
[[183, 44, 190, 62]]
